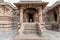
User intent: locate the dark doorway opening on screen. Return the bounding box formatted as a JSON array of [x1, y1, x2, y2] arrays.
[[54, 10, 57, 22], [28, 13, 34, 22]]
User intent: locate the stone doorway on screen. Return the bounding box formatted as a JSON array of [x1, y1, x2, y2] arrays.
[[23, 8, 38, 22], [28, 13, 34, 22]]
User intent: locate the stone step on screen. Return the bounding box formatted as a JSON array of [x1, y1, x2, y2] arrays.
[[15, 34, 47, 40], [23, 23, 39, 34], [23, 30, 38, 34], [15, 23, 47, 40], [24, 28, 37, 30], [24, 29, 38, 31], [24, 24, 36, 26], [24, 26, 37, 29], [23, 31, 39, 34], [24, 25, 36, 27], [24, 24, 37, 29], [24, 26, 37, 28], [24, 23, 36, 27]]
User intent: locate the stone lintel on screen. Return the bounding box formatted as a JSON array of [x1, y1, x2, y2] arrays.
[[14, 2, 48, 9]]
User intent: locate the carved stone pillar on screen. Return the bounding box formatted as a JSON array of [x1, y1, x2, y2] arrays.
[[20, 7, 23, 23], [18, 7, 24, 34], [38, 7, 46, 36], [38, 7, 43, 23]]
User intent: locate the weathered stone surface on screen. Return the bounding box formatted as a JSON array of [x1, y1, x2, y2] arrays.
[[0, 0, 60, 40], [0, 5, 14, 17], [0, 4, 15, 28], [44, 30, 60, 40], [46, 1, 60, 31], [0, 17, 13, 21], [0, 27, 18, 40]]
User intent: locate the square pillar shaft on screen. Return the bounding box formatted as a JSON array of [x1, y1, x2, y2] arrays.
[[18, 7, 24, 34], [38, 7, 46, 36], [38, 7, 43, 23], [20, 7, 23, 23]]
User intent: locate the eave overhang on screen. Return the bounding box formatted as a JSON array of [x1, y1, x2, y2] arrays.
[[14, 1, 48, 9], [47, 1, 60, 12]]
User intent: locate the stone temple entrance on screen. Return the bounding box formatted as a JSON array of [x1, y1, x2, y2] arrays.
[[14, 0, 48, 40], [23, 8, 38, 22]]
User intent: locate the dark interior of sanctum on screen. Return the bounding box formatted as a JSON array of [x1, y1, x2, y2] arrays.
[[24, 8, 38, 22]]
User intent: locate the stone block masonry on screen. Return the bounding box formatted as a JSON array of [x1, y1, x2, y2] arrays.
[[0, 3, 18, 40]]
